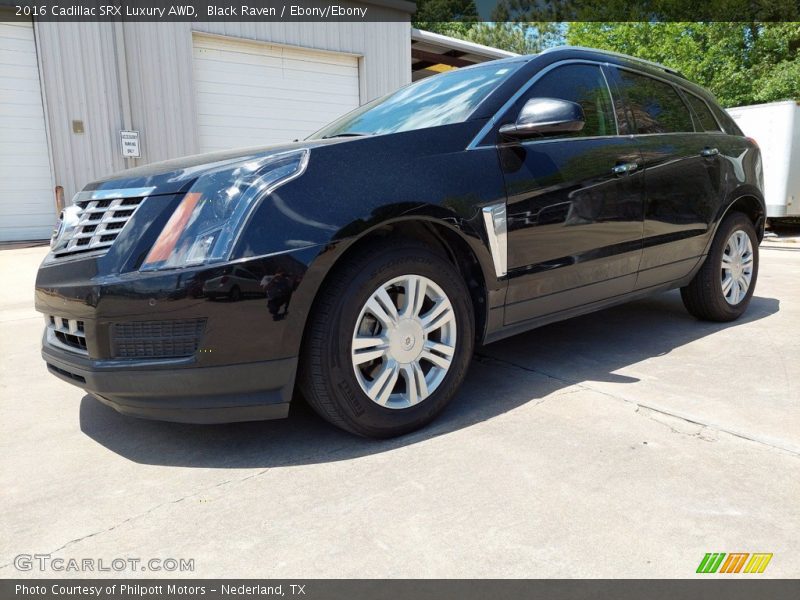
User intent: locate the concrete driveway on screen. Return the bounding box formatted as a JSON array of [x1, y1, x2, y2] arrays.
[[1, 243, 798, 578]]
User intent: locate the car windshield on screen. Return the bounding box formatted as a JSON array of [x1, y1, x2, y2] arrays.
[[309, 62, 521, 139]]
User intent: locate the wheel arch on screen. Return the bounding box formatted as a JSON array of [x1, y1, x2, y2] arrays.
[[288, 215, 498, 364], [716, 188, 766, 243]]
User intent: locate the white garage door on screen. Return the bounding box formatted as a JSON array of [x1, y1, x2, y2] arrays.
[[0, 20, 53, 241], [193, 35, 360, 153]]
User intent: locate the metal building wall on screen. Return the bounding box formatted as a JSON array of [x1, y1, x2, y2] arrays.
[[121, 22, 200, 165], [34, 8, 411, 201], [33, 21, 127, 202]]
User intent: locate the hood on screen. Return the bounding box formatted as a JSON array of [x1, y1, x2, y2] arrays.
[[83, 139, 341, 196]]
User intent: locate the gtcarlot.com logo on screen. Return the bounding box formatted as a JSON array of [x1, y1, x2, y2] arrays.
[[696, 552, 773, 574], [14, 554, 195, 573]]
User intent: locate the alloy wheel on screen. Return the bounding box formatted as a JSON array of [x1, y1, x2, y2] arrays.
[[721, 229, 754, 305], [351, 274, 457, 409]]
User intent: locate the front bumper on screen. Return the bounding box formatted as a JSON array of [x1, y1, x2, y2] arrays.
[[34, 244, 323, 424], [43, 341, 295, 424]]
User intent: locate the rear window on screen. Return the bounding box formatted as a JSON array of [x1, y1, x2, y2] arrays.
[[616, 69, 695, 134], [685, 93, 722, 132]]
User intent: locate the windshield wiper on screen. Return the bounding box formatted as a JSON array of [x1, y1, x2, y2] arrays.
[[321, 132, 370, 139]]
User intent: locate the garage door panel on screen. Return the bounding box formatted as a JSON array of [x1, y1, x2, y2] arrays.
[[197, 111, 344, 129], [279, 45, 359, 67], [0, 225, 54, 241], [194, 48, 284, 70], [281, 57, 359, 78], [195, 61, 359, 90], [193, 35, 360, 153], [0, 34, 38, 53], [0, 21, 34, 38], [194, 72, 360, 100], [0, 214, 55, 226], [195, 56, 359, 86], [194, 89, 358, 116], [0, 63, 41, 81], [0, 201, 54, 216], [0, 164, 52, 179], [0, 19, 53, 241], [196, 97, 356, 119], [193, 48, 363, 76], [0, 105, 49, 120], [0, 138, 50, 153], [199, 123, 321, 138], [0, 87, 46, 106], [199, 128, 321, 147], [199, 137, 279, 153], [0, 113, 49, 129], [197, 36, 357, 67]]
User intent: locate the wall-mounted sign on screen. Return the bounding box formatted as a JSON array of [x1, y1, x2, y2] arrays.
[[120, 130, 140, 158]]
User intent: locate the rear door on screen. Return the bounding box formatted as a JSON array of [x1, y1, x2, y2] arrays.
[[608, 67, 719, 288], [496, 62, 645, 324]]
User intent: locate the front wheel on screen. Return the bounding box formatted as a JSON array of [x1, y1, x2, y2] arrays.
[[681, 211, 759, 322], [299, 242, 474, 438]]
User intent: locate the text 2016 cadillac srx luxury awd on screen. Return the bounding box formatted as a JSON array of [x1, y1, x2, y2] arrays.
[[36, 47, 765, 437]]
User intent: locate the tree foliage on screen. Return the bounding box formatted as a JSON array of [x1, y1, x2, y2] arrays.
[[413, 0, 562, 55], [412, 1, 799, 107], [566, 22, 800, 107], [412, 0, 478, 39]]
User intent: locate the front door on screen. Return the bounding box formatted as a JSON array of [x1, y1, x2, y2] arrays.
[[496, 63, 645, 324]]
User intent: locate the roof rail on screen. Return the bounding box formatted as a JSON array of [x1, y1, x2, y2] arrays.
[[541, 46, 685, 78]]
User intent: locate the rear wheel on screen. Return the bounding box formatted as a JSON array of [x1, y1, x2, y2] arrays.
[[299, 242, 474, 438], [681, 212, 759, 322]]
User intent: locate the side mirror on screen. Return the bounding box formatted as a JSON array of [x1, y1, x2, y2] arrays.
[[499, 98, 585, 140]]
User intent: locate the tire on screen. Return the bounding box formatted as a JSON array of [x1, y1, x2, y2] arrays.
[[229, 286, 241, 302], [681, 211, 759, 322], [299, 241, 475, 438]]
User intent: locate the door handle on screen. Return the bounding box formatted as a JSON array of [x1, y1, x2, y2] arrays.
[[612, 162, 639, 175], [700, 147, 719, 157]]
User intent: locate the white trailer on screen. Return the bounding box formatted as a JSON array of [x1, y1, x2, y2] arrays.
[[727, 100, 800, 219]]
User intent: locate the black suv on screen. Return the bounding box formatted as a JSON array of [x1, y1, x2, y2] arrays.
[[37, 47, 764, 438]]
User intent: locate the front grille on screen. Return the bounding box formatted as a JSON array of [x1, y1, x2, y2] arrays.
[[52, 194, 147, 258], [111, 319, 207, 359], [46, 315, 88, 355]]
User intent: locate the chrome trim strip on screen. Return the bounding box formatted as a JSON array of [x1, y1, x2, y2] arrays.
[[75, 187, 157, 202], [599, 65, 621, 135], [482, 203, 508, 278]]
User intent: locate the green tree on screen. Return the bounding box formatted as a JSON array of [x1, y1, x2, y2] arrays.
[[412, 0, 479, 39], [566, 22, 800, 107]]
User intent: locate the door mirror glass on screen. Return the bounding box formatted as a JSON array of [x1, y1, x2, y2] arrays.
[[499, 97, 586, 139]]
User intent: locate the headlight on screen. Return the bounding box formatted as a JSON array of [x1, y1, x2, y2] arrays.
[[141, 149, 308, 270]]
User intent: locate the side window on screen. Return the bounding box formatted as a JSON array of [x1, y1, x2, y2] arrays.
[[684, 93, 722, 132], [615, 70, 695, 134], [511, 64, 617, 138]]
